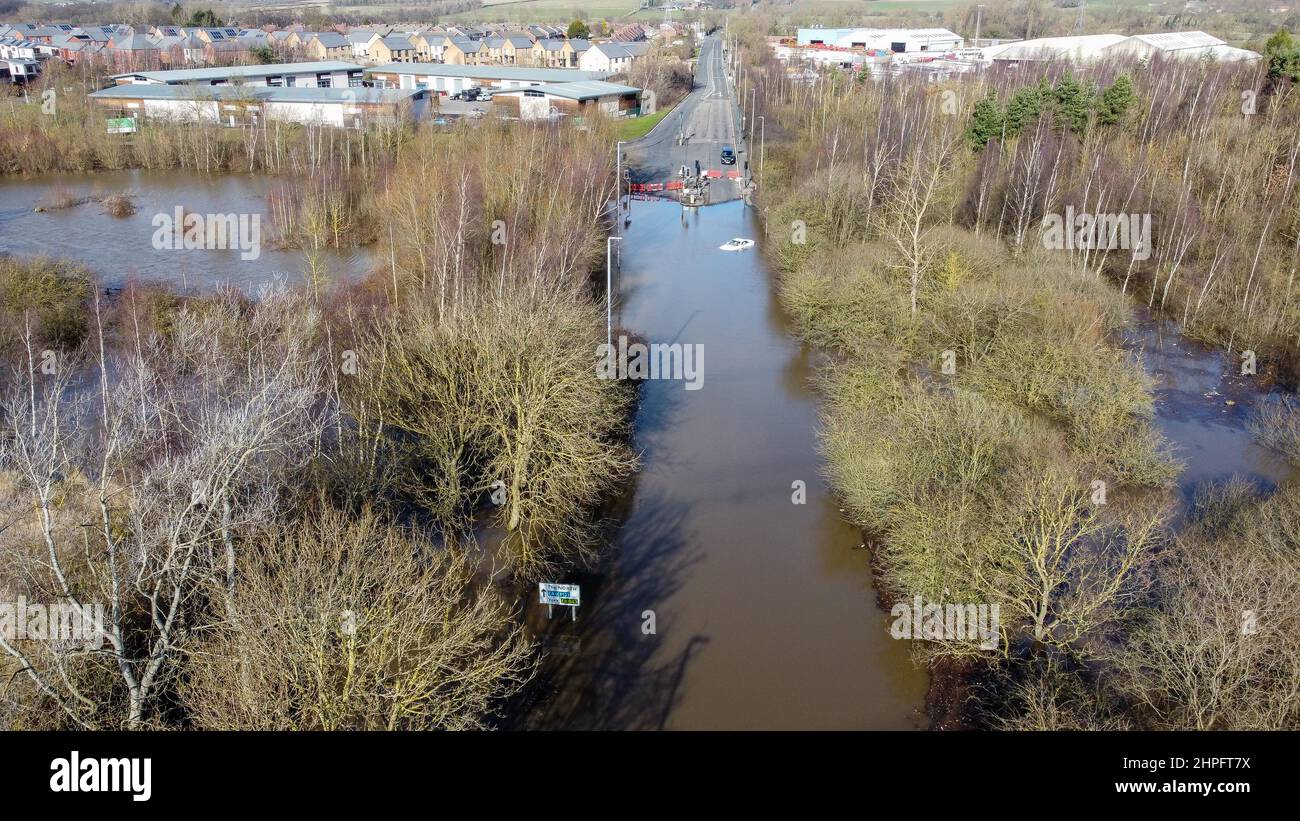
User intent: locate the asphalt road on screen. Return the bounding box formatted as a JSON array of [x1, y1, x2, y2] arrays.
[[622, 36, 746, 203]]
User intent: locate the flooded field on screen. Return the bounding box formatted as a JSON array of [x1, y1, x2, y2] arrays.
[[1129, 314, 1296, 515], [5, 171, 1292, 732], [0, 170, 373, 291]]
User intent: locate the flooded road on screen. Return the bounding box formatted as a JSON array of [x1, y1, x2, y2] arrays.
[[519, 199, 927, 730], [0, 170, 372, 291]]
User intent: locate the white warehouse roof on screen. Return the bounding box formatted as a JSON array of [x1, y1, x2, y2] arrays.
[[983, 31, 1260, 64], [981, 34, 1129, 62]]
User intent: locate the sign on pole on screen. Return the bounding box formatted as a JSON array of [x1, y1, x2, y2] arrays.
[[106, 116, 136, 134], [539, 582, 580, 621]]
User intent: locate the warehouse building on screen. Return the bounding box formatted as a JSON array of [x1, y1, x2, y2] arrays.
[[110, 60, 365, 88], [1103, 31, 1260, 63], [982, 31, 1259, 64], [795, 27, 963, 53], [366, 63, 606, 95], [490, 80, 640, 120], [980, 34, 1130, 63], [89, 84, 428, 127]]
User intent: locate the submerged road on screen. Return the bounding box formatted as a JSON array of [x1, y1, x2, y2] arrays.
[[515, 37, 928, 729], [622, 36, 745, 203]]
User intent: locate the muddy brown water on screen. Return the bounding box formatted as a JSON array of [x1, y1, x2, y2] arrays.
[[0, 170, 373, 291], [516, 199, 928, 729], [517, 204, 1298, 730], [7, 173, 1293, 730]]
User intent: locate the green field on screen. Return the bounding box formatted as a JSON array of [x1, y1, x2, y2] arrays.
[[616, 103, 674, 141], [448, 0, 650, 24]]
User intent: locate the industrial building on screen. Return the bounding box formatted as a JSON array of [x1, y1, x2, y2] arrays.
[[795, 27, 964, 54], [109, 60, 366, 88], [490, 80, 640, 120], [982, 31, 1259, 64], [1103, 31, 1260, 63], [89, 84, 428, 127], [366, 63, 606, 94]]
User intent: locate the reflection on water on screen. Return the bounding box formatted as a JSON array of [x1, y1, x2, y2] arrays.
[[1128, 313, 1295, 512], [518, 200, 928, 730], [0, 170, 373, 291]]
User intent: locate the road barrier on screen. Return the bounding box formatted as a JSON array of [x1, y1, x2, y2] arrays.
[[630, 171, 741, 192]]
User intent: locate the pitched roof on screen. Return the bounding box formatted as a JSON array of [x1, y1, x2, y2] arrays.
[[495, 79, 639, 101], [111, 60, 363, 83], [591, 42, 644, 59], [91, 84, 423, 105], [312, 32, 348, 48], [109, 34, 159, 51], [366, 63, 607, 82]]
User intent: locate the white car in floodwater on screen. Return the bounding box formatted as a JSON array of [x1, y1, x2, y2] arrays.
[[719, 238, 755, 251]]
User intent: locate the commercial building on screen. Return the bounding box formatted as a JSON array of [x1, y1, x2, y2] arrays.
[[89, 83, 428, 127], [490, 80, 640, 120], [366, 63, 606, 94], [110, 60, 365, 88], [982, 31, 1260, 64], [1102, 31, 1260, 62], [795, 27, 964, 53]]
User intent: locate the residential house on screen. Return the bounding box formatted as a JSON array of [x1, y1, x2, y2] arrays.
[[369, 34, 416, 64], [611, 23, 647, 43], [579, 41, 648, 74], [307, 32, 350, 61], [408, 31, 448, 62], [106, 32, 162, 71], [500, 33, 535, 64], [193, 27, 243, 45], [348, 29, 388, 58], [442, 37, 484, 65], [203, 37, 254, 66], [531, 38, 584, 69]]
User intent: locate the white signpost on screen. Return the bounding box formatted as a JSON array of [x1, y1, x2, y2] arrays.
[[539, 582, 581, 621]]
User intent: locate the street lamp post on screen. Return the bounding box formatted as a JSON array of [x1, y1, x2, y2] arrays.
[[615, 140, 624, 235], [606, 236, 622, 350], [757, 114, 765, 184]]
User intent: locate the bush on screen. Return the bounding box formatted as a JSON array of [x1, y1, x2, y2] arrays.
[[0, 256, 92, 354], [182, 507, 534, 730]]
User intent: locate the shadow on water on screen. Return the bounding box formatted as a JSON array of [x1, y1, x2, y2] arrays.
[[508, 488, 703, 730]]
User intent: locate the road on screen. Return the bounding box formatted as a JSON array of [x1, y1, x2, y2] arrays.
[[622, 36, 746, 203]]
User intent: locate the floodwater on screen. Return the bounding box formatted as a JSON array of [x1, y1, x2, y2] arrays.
[[516, 199, 928, 730], [0, 170, 373, 291], [1129, 313, 1296, 513], [8, 172, 1291, 731], [516, 204, 1298, 731]]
